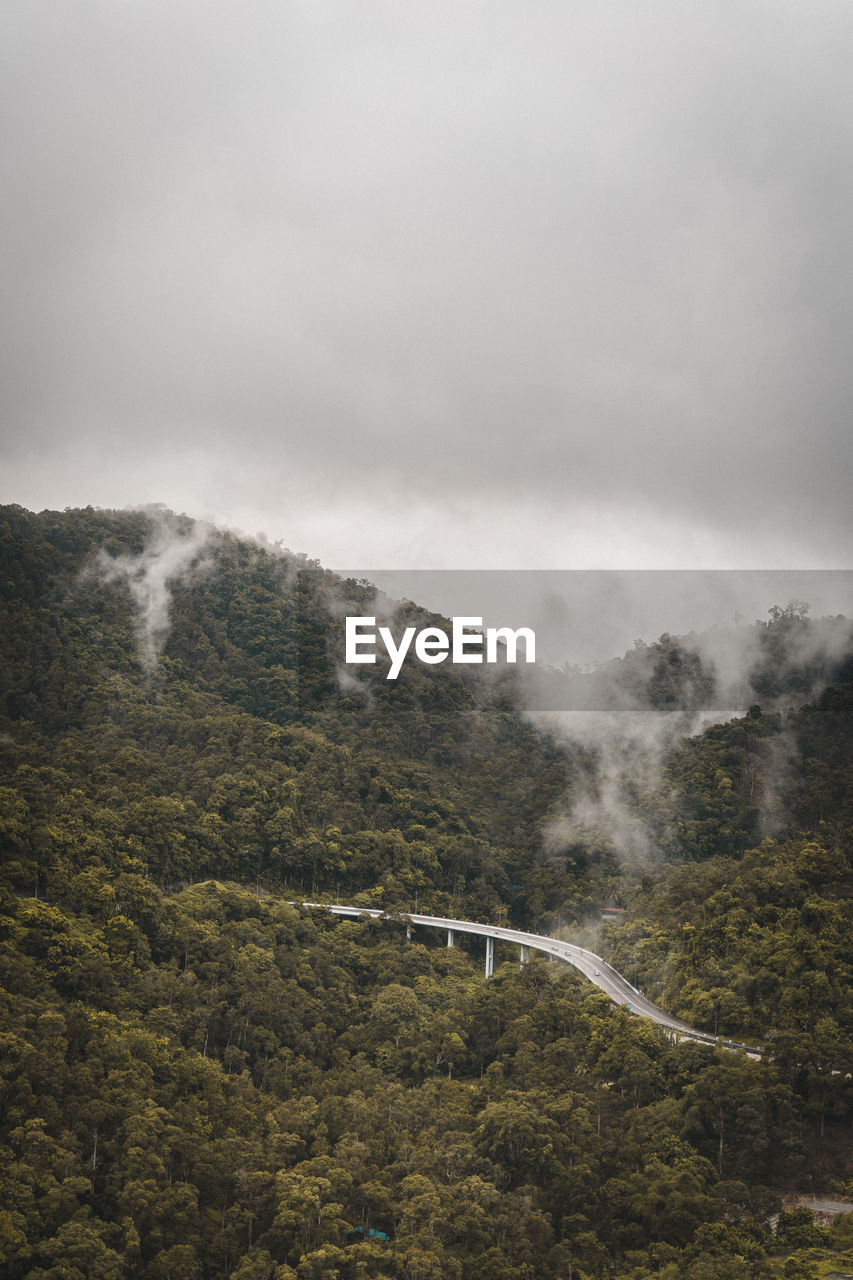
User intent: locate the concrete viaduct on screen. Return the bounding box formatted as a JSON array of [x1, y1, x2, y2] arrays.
[[302, 902, 762, 1055]]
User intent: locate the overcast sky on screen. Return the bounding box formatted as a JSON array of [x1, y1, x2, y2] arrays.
[[2, 1, 852, 569]]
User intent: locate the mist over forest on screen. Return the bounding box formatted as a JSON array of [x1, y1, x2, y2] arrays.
[[1, 504, 851, 1280]]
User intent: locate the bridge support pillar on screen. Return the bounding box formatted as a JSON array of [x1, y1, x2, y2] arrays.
[[447, 929, 455, 948], [406, 923, 412, 941], [485, 936, 495, 978], [519, 944, 530, 966]]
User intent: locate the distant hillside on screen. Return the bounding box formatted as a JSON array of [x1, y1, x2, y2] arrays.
[[527, 605, 853, 716]]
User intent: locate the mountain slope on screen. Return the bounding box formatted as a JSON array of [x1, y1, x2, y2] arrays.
[[1, 504, 852, 1280]]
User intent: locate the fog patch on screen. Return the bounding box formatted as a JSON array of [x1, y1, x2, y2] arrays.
[[88, 509, 212, 672], [334, 662, 373, 705], [532, 605, 853, 870], [539, 709, 686, 868]]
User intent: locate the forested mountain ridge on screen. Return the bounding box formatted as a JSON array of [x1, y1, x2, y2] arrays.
[[0, 503, 574, 921], [1, 504, 852, 1280], [2, 504, 849, 923]]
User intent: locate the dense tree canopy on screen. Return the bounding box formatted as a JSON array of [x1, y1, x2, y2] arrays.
[[1, 505, 851, 1278]]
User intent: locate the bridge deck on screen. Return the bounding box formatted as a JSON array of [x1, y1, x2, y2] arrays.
[[301, 902, 762, 1055]]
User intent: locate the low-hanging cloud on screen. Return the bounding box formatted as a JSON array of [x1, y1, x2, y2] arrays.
[[89, 510, 212, 672], [533, 605, 853, 869]]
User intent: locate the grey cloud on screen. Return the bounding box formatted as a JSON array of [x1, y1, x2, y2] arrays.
[[1, 1, 852, 566]]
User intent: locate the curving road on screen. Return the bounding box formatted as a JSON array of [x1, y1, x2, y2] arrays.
[[302, 902, 763, 1055]]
